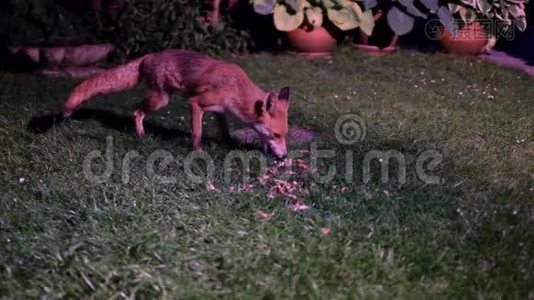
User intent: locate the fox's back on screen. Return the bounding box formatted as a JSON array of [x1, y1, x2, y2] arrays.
[[139, 50, 231, 92], [140, 50, 264, 99], [138, 49, 265, 113]]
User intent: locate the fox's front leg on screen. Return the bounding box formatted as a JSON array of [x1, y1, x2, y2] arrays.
[[134, 109, 146, 138], [189, 101, 205, 151]]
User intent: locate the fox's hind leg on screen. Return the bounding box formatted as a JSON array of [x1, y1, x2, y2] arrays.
[[134, 90, 169, 138], [188, 99, 206, 151]]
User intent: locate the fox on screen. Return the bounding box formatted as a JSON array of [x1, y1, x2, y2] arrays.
[[62, 49, 291, 159]]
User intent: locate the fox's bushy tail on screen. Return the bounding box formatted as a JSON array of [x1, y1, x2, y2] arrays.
[[63, 56, 146, 117]]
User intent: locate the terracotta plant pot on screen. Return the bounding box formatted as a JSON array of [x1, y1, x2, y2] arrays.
[[437, 22, 488, 55], [286, 26, 337, 57], [354, 10, 398, 56]]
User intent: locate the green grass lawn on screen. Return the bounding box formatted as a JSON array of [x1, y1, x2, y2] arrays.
[[0, 48, 533, 298]]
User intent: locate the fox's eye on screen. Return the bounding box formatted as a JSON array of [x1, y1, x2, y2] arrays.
[[274, 133, 281, 139]]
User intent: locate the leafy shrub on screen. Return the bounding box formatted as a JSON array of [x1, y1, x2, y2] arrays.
[[113, 0, 251, 57], [448, 0, 528, 34], [0, 0, 101, 46], [0, 0, 252, 58]]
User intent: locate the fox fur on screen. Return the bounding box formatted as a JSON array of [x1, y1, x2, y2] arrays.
[[62, 49, 291, 158]]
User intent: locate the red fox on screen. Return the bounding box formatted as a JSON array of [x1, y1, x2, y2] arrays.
[[62, 50, 291, 159]]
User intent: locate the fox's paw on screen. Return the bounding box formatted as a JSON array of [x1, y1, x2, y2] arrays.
[[135, 129, 145, 139], [56, 112, 70, 123], [62, 111, 72, 119], [192, 141, 205, 154], [190, 148, 207, 157]]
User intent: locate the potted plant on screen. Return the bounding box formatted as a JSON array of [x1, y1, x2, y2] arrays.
[[251, 0, 375, 56], [355, 0, 456, 55], [2, 0, 114, 68], [437, 0, 528, 55]]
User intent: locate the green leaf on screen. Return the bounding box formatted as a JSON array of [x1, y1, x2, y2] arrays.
[[387, 6, 414, 35], [286, 0, 300, 11], [274, 3, 304, 31], [348, 1, 365, 21], [508, 4, 523, 18], [363, 0, 378, 9], [466, 7, 477, 23], [420, 0, 439, 12], [322, 0, 337, 9], [462, 0, 476, 7], [514, 17, 527, 31], [253, 0, 276, 15], [398, 0, 427, 18], [327, 7, 359, 30], [360, 9, 375, 36], [305, 7, 324, 28], [437, 5, 457, 34], [448, 3, 460, 14], [476, 0, 492, 14], [302, 0, 313, 8]]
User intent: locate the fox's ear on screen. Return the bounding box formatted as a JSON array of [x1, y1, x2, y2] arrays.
[[265, 92, 277, 114], [278, 87, 290, 102], [254, 100, 264, 116], [255, 92, 277, 116]]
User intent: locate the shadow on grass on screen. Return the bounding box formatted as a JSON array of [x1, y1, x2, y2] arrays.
[[27, 113, 65, 133], [27, 108, 263, 152]]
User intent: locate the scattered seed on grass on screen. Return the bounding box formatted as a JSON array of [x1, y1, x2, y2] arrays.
[[256, 210, 271, 220]]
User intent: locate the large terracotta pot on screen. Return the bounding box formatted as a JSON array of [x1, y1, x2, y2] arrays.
[[438, 22, 488, 55], [286, 26, 337, 57], [354, 10, 398, 56]]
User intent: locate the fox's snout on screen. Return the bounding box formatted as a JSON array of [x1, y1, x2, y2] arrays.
[[268, 139, 287, 160]]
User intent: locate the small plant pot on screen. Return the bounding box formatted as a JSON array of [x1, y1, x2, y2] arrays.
[[42, 44, 115, 67], [9, 44, 114, 67], [8, 46, 40, 64], [437, 22, 488, 56], [353, 10, 398, 56], [286, 26, 337, 57]]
